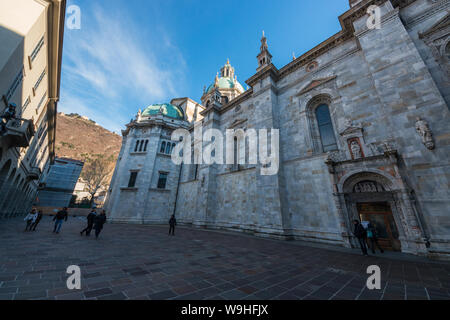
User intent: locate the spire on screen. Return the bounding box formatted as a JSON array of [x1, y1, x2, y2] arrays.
[[256, 30, 272, 72], [260, 30, 268, 52]]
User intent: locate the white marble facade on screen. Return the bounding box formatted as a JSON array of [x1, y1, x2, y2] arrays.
[[105, 0, 450, 259]]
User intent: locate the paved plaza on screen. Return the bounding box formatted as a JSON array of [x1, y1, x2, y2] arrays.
[[0, 216, 449, 300]]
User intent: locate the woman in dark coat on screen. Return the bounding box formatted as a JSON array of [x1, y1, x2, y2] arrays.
[[93, 210, 107, 239], [353, 219, 368, 256]]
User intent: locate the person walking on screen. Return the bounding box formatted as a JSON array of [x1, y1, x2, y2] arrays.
[[353, 219, 368, 256], [93, 210, 106, 239], [31, 210, 43, 231], [24, 208, 38, 231], [80, 209, 97, 236], [168, 215, 176, 236], [53, 207, 68, 234], [367, 222, 384, 254]]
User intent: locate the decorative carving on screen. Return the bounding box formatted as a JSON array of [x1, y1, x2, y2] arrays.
[[298, 76, 336, 96], [415, 117, 435, 150], [326, 150, 346, 162], [306, 61, 318, 72], [350, 140, 362, 159], [353, 180, 385, 193]]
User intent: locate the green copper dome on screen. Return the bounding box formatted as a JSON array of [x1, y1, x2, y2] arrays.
[[206, 77, 245, 94], [141, 103, 184, 120]]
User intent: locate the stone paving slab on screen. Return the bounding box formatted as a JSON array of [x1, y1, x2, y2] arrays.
[[0, 216, 449, 300]]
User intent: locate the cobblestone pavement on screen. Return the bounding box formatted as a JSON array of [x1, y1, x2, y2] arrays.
[[0, 216, 449, 300]]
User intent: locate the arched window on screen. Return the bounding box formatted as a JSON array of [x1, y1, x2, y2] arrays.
[[144, 140, 149, 152], [165, 142, 171, 154], [315, 104, 338, 152], [139, 140, 144, 152], [160, 141, 166, 153]]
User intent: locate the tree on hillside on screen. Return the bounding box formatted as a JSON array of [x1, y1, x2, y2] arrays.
[[81, 154, 114, 207]]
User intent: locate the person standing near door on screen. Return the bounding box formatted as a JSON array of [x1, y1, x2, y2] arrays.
[[367, 222, 384, 254], [353, 220, 368, 256]]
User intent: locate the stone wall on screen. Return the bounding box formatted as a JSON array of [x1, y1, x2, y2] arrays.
[[106, 0, 450, 258]]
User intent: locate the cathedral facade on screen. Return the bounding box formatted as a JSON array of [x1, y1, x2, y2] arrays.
[[105, 0, 450, 259]]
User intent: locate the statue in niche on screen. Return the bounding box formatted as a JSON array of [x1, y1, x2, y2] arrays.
[[350, 140, 362, 159], [415, 117, 435, 150]]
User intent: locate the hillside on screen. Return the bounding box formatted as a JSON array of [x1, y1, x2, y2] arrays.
[[55, 112, 122, 178]]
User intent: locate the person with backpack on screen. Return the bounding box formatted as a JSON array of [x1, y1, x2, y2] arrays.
[[53, 207, 68, 234], [367, 222, 384, 254], [80, 208, 97, 236], [24, 208, 38, 231], [353, 219, 368, 256], [31, 210, 43, 231], [169, 215, 176, 236]]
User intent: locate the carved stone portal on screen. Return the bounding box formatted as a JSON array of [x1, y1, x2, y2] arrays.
[[415, 117, 435, 150]]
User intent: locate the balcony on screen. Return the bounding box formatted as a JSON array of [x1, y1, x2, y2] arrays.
[[0, 118, 34, 149], [27, 167, 41, 180]]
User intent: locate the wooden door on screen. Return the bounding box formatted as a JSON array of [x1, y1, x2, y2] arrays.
[[357, 202, 401, 252]]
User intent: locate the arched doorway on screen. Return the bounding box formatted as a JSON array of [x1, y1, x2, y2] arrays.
[[340, 171, 407, 252], [353, 181, 401, 251]]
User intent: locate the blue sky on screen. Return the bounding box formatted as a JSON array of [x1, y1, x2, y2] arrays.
[[59, 0, 350, 133]]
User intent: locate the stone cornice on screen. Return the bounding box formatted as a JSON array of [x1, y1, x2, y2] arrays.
[[418, 11, 450, 39], [266, 0, 416, 81], [199, 104, 222, 117], [405, 0, 449, 30], [245, 64, 280, 87], [122, 118, 189, 137], [194, 0, 419, 120]]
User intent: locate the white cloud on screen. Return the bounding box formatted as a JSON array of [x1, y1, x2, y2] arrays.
[[59, 2, 186, 132]]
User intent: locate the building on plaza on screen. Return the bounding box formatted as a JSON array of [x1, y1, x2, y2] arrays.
[[36, 157, 83, 208], [0, 0, 66, 218], [105, 0, 450, 259]]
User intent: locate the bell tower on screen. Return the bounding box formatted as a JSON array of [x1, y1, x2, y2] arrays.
[[256, 31, 272, 72]]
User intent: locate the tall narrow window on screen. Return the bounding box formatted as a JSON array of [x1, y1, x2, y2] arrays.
[[134, 140, 140, 152], [160, 141, 166, 153], [128, 171, 138, 188], [315, 104, 337, 152], [233, 137, 238, 171], [157, 172, 168, 189], [144, 140, 149, 152], [139, 140, 144, 152], [30, 36, 45, 62], [165, 142, 171, 154]]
